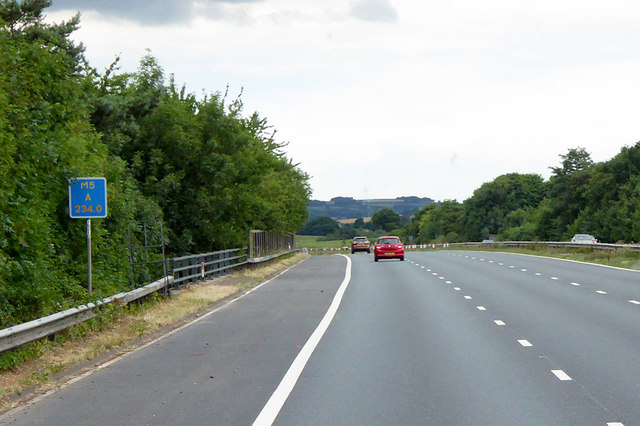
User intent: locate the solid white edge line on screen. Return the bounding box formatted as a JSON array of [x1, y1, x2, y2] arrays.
[[1, 257, 309, 422], [252, 255, 352, 426]]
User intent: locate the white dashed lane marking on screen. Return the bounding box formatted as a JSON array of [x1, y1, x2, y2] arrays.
[[629, 300, 640, 305], [494, 320, 506, 326], [596, 290, 608, 295], [571, 282, 580, 286], [464, 296, 472, 300], [476, 306, 487, 311], [551, 277, 559, 280], [551, 370, 572, 381], [517, 339, 533, 347]]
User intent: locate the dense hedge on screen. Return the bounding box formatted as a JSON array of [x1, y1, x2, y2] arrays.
[[0, 1, 310, 327]]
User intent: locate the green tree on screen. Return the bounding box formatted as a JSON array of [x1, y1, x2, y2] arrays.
[[371, 208, 402, 232], [545, 147, 594, 239], [299, 216, 340, 236], [415, 200, 463, 242], [0, 1, 117, 324], [570, 142, 640, 242], [461, 173, 545, 240]]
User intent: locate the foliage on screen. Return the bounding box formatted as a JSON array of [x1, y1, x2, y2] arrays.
[[0, 2, 310, 327], [299, 216, 340, 236], [371, 208, 402, 232], [405, 146, 640, 245], [570, 144, 640, 243], [460, 173, 546, 241]]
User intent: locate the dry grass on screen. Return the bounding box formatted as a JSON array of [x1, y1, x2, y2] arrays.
[[0, 252, 309, 413]]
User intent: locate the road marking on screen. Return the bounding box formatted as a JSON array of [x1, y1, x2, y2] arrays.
[[521, 269, 527, 272], [534, 272, 542, 276], [494, 320, 506, 325], [489, 260, 494, 263], [551, 370, 572, 381], [596, 290, 607, 294], [426, 269, 432, 271], [509, 265, 515, 268], [477, 306, 486, 311], [454, 287, 461, 291], [480, 258, 485, 261], [464, 296, 472, 300], [629, 300, 640, 305], [551, 277, 559, 280], [253, 256, 352, 426], [445, 280, 452, 284], [420, 266, 425, 269], [518, 339, 533, 347], [432, 272, 438, 275], [571, 282, 580, 286], [607, 422, 625, 426]]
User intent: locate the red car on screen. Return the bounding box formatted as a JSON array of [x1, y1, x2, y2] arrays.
[[374, 236, 404, 262]]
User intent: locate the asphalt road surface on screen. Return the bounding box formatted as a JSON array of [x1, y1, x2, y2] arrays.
[[3, 251, 640, 425]]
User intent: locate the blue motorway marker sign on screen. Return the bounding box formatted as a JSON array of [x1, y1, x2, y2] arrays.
[[68, 177, 107, 218]]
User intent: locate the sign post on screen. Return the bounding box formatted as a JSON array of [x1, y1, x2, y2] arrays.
[[69, 177, 107, 293]]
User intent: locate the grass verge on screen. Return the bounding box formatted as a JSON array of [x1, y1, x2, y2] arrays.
[[0, 252, 309, 413], [442, 244, 640, 271]]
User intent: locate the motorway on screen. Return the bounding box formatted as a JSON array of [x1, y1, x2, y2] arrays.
[[2, 251, 640, 425]]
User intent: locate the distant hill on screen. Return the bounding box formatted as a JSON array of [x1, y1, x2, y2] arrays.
[[308, 196, 435, 220]]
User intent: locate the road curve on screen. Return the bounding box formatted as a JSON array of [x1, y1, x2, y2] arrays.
[[274, 251, 640, 426], [0, 255, 349, 426], [4, 251, 640, 425]]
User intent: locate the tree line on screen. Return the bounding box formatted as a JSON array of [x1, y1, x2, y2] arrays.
[[0, 1, 310, 327], [301, 145, 640, 247], [406, 146, 640, 244]]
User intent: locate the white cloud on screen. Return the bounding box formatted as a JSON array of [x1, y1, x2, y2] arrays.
[[45, 0, 640, 201], [349, 0, 398, 22]]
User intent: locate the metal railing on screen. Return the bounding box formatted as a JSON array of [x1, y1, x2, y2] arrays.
[[169, 248, 247, 287], [249, 230, 295, 262], [0, 233, 296, 354], [403, 241, 640, 251], [0, 276, 173, 353]]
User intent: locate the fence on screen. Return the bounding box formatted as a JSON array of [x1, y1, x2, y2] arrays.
[[249, 230, 296, 261], [401, 241, 640, 251], [0, 230, 299, 354], [170, 248, 247, 287]]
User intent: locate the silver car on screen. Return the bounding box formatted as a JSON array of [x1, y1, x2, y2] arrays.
[[571, 234, 597, 243]]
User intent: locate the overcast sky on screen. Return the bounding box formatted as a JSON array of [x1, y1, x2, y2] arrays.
[[47, 0, 640, 202]]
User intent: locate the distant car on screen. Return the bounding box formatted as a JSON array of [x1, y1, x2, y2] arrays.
[[374, 236, 404, 262], [351, 236, 371, 254], [571, 234, 598, 244]]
